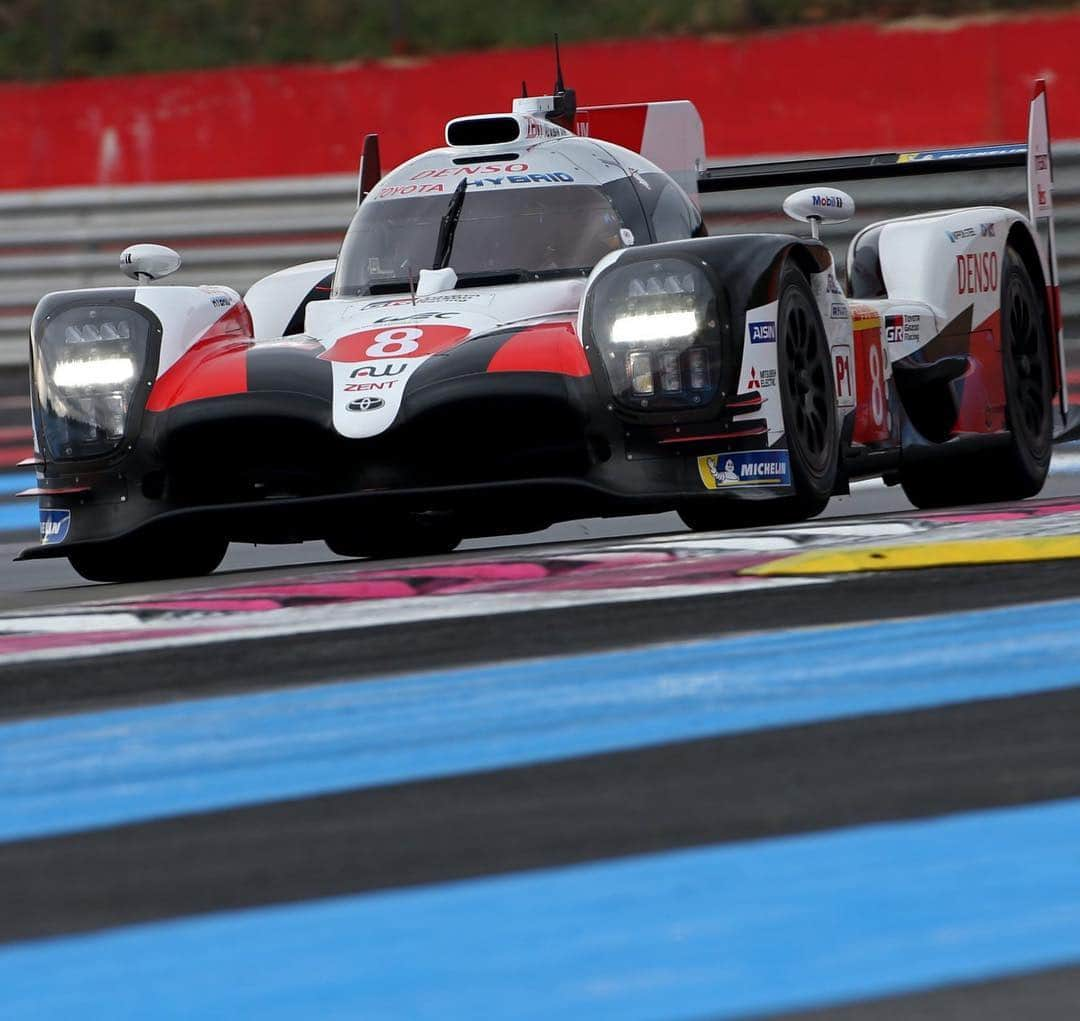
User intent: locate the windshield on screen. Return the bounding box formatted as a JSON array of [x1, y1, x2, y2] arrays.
[[334, 184, 628, 296]]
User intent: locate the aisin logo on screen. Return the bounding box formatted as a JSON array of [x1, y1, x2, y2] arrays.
[[348, 396, 385, 412]]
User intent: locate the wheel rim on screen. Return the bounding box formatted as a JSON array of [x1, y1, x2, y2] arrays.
[[782, 297, 831, 472], [1006, 272, 1050, 451]]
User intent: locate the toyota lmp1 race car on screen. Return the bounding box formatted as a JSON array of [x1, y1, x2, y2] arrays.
[[19, 67, 1076, 581]]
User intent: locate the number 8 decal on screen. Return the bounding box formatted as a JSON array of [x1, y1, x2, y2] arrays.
[[869, 343, 884, 428], [366, 327, 423, 359]]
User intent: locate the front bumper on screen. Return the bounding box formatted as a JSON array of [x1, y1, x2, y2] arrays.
[[21, 370, 788, 560]]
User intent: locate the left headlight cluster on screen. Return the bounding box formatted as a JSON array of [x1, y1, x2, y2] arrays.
[[33, 304, 155, 460], [587, 257, 723, 412]]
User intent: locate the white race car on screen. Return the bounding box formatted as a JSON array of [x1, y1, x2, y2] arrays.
[[21, 65, 1072, 581]]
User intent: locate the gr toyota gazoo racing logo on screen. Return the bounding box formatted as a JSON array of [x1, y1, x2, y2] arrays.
[[884, 315, 920, 344]]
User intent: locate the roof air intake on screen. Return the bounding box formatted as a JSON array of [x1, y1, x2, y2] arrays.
[[446, 116, 520, 148]]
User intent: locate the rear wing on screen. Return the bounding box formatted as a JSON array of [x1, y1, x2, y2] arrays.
[[576, 101, 705, 208], [697, 81, 1069, 434], [697, 143, 1027, 191]]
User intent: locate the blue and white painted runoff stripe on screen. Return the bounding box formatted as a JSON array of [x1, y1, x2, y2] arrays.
[[0, 472, 35, 497], [0, 472, 39, 533], [3, 597, 1080, 842], [3, 796, 1080, 1019]]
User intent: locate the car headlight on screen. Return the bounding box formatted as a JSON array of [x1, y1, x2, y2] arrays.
[[587, 257, 724, 411], [33, 303, 156, 460]]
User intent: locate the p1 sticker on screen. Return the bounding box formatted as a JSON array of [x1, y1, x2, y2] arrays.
[[40, 509, 70, 545], [833, 344, 854, 407], [698, 450, 792, 489]]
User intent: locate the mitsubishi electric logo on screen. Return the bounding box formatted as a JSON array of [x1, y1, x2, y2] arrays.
[[348, 396, 386, 412]]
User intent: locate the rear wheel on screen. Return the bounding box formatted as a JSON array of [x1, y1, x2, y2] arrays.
[[900, 245, 1052, 509], [68, 529, 228, 583], [326, 518, 461, 559], [678, 261, 838, 531]]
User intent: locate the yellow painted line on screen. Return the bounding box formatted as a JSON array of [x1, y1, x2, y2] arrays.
[[740, 536, 1080, 576]]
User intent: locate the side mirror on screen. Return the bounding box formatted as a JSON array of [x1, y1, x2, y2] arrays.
[[782, 187, 854, 239], [120, 244, 182, 283]]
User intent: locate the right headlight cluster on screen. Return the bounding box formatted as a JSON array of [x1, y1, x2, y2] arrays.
[[587, 257, 723, 412], [33, 303, 157, 461]]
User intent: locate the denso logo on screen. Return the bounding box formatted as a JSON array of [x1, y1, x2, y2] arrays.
[[811, 194, 843, 209], [749, 321, 776, 343], [412, 163, 529, 180], [956, 252, 999, 295]]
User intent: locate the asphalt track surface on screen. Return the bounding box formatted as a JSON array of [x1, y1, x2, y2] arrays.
[[3, 453, 1080, 1016]]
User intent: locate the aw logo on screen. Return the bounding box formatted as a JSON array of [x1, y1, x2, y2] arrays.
[[39, 509, 70, 545]]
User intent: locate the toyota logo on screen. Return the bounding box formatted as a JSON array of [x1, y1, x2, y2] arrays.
[[348, 396, 386, 412]]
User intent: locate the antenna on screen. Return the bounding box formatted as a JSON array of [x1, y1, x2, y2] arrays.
[[521, 80, 528, 98], [547, 33, 577, 130]]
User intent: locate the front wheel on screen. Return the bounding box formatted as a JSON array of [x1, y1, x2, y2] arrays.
[[68, 529, 228, 583], [678, 260, 838, 532]]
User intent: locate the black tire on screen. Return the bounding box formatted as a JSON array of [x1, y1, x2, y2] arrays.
[[68, 529, 228, 583], [900, 245, 1052, 510], [326, 518, 461, 559], [679, 261, 839, 531]]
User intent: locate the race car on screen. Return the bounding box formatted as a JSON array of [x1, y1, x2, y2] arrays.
[[18, 66, 1074, 581]]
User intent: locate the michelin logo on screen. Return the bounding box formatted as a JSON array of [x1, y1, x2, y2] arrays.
[[698, 450, 792, 489], [40, 509, 71, 545]]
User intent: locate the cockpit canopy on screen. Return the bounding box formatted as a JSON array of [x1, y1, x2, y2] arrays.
[[333, 146, 704, 297]]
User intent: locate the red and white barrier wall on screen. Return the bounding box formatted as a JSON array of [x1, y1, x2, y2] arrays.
[[1, 12, 1079, 189]]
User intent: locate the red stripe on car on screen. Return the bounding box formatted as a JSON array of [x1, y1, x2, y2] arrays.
[[487, 322, 591, 377], [146, 303, 254, 412]]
